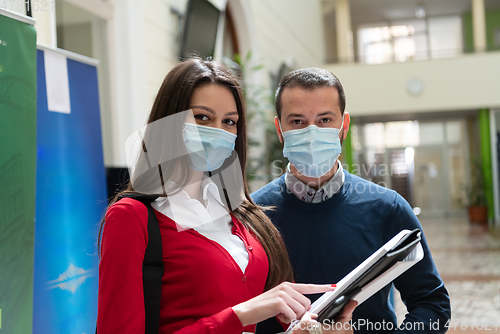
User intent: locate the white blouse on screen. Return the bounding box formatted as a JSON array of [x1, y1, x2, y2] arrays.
[[151, 178, 249, 272]]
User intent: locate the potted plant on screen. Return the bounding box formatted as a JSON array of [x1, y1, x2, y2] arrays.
[[461, 160, 489, 225]]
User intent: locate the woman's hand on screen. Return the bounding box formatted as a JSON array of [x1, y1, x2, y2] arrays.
[[232, 282, 335, 327], [291, 300, 358, 334]]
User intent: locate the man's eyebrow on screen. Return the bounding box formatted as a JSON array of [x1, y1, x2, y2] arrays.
[[317, 111, 336, 117], [286, 113, 305, 120], [191, 105, 215, 114]]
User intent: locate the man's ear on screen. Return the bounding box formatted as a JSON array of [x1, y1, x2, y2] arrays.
[[342, 112, 350, 140], [275, 116, 284, 144]]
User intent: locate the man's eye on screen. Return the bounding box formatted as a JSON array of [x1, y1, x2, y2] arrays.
[[194, 114, 209, 121], [291, 120, 301, 125], [320, 118, 331, 123]]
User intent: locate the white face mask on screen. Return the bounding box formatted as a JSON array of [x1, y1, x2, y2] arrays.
[[281, 119, 343, 178], [182, 123, 237, 172]]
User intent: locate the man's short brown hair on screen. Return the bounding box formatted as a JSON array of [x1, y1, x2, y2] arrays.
[[275, 67, 346, 119]]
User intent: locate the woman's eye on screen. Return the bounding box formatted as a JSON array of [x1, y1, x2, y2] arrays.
[[224, 119, 237, 126], [194, 114, 209, 121]]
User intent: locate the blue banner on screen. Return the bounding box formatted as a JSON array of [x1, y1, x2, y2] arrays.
[[34, 48, 107, 334]]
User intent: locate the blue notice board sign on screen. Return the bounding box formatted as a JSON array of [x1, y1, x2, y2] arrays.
[[34, 48, 107, 334]]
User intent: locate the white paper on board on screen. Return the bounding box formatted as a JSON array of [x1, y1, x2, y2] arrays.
[[353, 242, 424, 304], [44, 49, 71, 114]]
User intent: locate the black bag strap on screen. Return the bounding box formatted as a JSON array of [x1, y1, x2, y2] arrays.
[[97, 193, 163, 334]]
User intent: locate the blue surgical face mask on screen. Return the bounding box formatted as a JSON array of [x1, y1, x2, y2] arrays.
[[281, 119, 343, 178], [182, 123, 237, 172]]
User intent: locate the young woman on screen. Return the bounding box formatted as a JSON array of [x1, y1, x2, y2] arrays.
[[97, 58, 355, 334]]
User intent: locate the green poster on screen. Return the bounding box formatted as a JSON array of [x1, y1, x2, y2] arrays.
[[0, 11, 37, 334]]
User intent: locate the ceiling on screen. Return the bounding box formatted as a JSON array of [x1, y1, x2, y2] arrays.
[[323, 0, 500, 28]]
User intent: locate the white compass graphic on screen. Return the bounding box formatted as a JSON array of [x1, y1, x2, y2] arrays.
[[46, 264, 95, 293]]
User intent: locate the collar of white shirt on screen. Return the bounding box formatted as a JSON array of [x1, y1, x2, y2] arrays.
[[152, 177, 230, 231], [285, 160, 345, 203], [151, 177, 250, 272]]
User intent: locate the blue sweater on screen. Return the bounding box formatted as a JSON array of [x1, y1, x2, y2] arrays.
[[252, 172, 450, 334]]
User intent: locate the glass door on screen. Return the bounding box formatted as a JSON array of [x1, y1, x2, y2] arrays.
[[413, 147, 445, 217]]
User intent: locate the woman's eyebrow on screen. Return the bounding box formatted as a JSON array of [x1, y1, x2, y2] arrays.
[[191, 105, 215, 114], [191, 106, 238, 117]]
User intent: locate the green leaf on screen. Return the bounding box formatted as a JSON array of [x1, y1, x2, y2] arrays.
[[234, 53, 242, 65], [251, 64, 264, 71]]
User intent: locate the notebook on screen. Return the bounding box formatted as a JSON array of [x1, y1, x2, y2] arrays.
[[285, 228, 424, 333]]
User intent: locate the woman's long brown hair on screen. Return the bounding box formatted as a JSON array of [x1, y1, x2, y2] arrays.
[[98, 58, 293, 290]]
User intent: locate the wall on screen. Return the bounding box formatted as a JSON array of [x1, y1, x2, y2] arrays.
[[143, 0, 185, 105], [109, 0, 184, 166], [250, 0, 325, 76], [324, 51, 500, 116]]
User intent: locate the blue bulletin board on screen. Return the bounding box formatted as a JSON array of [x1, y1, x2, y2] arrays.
[[34, 47, 107, 334]]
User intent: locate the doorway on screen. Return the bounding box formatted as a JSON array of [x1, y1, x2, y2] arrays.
[[414, 147, 445, 216], [353, 119, 469, 218]]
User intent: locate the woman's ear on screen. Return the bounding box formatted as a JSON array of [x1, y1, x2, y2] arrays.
[[274, 116, 284, 144]]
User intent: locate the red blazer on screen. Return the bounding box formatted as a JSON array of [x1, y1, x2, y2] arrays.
[[97, 198, 269, 333]]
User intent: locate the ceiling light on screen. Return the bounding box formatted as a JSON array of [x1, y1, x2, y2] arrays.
[[415, 4, 426, 18]]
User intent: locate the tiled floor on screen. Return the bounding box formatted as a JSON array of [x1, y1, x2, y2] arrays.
[[393, 217, 500, 333]]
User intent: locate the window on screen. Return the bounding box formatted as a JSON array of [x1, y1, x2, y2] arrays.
[[357, 23, 423, 64], [357, 16, 463, 64]]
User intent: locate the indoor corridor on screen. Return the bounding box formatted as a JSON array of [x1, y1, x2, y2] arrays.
[[393, 217, 500, 333]]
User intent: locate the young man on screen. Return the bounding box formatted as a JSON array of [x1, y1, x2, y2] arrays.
[[252, 68, 451, 333]]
